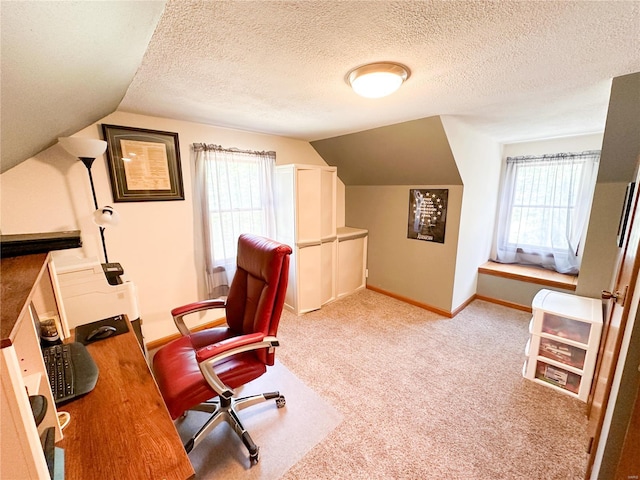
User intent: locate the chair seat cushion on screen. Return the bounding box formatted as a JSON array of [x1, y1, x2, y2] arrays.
[[153, 329, 267, 419]]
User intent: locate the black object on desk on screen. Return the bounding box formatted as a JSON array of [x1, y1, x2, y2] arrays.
[[42, 342, 99, 406], [75, 314, 129, 345]]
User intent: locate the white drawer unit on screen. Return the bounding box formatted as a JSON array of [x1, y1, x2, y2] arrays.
[[523, 289, 602, 401]]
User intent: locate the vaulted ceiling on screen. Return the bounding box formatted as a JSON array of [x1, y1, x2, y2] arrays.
[[2, 1, 639, 174]]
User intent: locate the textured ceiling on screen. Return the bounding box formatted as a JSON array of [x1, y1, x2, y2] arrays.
[[2, 1, 639, 176], [120, 0, 640, 143]]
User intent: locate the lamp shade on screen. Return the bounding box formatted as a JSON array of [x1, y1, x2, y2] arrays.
[[93, 206, 120, 227], [348, 62, 410, 98], [58, 137, 107, 159]]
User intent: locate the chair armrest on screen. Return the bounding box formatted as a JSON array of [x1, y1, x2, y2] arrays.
[[171, 299, 226, 336], [196, 333, 280, 398]]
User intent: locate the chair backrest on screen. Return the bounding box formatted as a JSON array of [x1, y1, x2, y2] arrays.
[[225, 234, 292, 364]]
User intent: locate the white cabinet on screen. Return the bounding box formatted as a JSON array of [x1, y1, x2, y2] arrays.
[[523, 289, 602, 401], [1, 254, 64, 479], [275, 164, 337, 314], [337, 227, 368, 299]]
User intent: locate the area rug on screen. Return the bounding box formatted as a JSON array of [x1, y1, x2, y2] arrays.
[[175, 360, 343, 479]]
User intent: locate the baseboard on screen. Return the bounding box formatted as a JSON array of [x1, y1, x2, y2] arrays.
[[146, 317, 227, 351], [365, 287, 531, 316], [366, 285, 453, 318], [474, 294, 532, 313], [451, 294, 476, 317]]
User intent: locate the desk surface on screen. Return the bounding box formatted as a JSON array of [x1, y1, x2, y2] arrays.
[[1, 253, 49, 343], [58, 323, 194, 480]]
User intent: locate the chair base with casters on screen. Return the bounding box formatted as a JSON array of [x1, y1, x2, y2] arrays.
[[152, 234, 292, 466], [183, 391, 286, 463]]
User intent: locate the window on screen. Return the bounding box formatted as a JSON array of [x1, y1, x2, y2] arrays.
[[194, 144, 276, 298], [493, 151, 600, 274]]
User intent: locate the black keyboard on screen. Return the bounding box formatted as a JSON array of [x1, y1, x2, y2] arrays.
[[42, 342, 99, 405], [43, 344, 75, 401]]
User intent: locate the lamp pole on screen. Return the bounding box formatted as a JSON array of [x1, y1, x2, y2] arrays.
[[79, 157, 109, 263]]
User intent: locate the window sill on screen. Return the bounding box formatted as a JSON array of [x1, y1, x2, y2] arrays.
[[478, 261, 577, 291]]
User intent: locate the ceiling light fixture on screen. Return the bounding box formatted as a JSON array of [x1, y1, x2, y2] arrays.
[[347, 62, 410, 98]]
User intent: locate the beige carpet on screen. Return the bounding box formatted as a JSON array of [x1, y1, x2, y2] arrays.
[[275, 289, 590, 479], [178, 289, 590, 479], [175, 360, 343, 479]]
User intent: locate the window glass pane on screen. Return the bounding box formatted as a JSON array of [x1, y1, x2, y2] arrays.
[[205, 153, 272, 265], [507, 160, 585, 250]]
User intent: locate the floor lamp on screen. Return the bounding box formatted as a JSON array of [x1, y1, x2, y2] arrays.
[[58, 137, 119, 264]]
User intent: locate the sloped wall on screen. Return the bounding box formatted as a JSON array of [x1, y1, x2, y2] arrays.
[[578, 72, 640, 299], [585, 71, 640, 480], [319, 116, 463, 312], [0, 1, 165, 173], [311, 116, 462, 186], [319, 114, 501, 314]]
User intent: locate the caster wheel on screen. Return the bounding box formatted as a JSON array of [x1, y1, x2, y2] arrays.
[[250, 452, 260, 464], [276, 395, 286, 408]]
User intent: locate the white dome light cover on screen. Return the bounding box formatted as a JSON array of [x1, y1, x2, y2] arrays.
[[347, 62, 410, 98], [93, 206, 120, 227], [58, 137, 107, 158]]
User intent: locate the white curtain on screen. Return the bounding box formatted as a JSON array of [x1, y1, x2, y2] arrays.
[[493, 151, 600, 274], [194, 144, 276, 298]]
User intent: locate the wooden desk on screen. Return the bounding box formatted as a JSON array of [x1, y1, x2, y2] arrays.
[[58, 322, 194, 480]]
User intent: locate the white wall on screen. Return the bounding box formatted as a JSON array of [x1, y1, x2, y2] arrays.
[[441, 116, 502, 310], [1, 111, 340, 342]]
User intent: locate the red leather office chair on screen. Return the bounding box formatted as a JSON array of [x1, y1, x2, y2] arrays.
[[152, 234, 292, 464]]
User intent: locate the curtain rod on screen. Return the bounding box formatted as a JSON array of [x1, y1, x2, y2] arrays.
[[192, 143, 275, 156], [506, 150, 601, 162]]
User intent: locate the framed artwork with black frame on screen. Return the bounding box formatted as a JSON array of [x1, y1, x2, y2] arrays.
[[101, 124, 185, 202], [407, 189, 448, 243]]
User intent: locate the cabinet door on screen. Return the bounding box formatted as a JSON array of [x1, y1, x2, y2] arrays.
[[297, 245, 322, 313], [337, 236, 366, 297], [296, 169, 321, 243], [275, 166, 296, 245], [320, 241, 336, 305], [320, 168, 336, 239]]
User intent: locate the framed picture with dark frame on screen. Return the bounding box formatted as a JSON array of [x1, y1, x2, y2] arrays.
[[407, 189, 448, 243], [101, 124, 185, 202]]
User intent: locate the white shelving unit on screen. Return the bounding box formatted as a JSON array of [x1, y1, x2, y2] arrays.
[[523, 289, 602, 401], [275, 164, 338, 314], [1, 254, 64, 479], [275, 164, 369, 314]]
